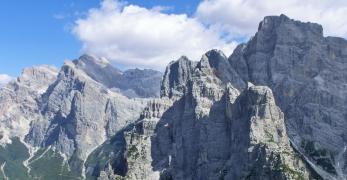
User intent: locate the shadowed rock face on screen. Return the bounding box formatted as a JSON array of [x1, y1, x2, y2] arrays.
[[0, 56, 160, 179], [95, 15, 347, 180], [160, 56, 196, 98], [229, 14, 347, 179], [225, 85, 311, 180], [0, 14, 346, 180], [122, 68, 163, 98], [24, 60, 148, 174], [95, 48, 314, 180], [0, 65, 58, 144]]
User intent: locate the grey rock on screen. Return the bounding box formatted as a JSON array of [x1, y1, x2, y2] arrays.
[[225, 85, 311, 180], [103, 47, 314, 180], [74, 54, 162, 98], [229, 14, 347, 179], [122, 68, 162, 98], [161, 56, 196, 98], [0, 65, 58, 144], [1, 14, 347, 180], [25, 60, 148, 174], [73, 54, 123, 88]]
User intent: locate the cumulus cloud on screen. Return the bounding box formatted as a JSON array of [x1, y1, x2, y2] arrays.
[[73, 0, 237, 70], [0, 74, 14, 88], [73, 0, 347, 70], [196, 0, 347, 39]]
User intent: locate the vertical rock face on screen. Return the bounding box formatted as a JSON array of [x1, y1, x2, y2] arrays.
[[101, 48, 315, 180], [88, 98, 174, 180], [122, 98, 173, 180], [0, 14, 346, 180], [229, 14, 347, 179], [160, 56, 196, 98], [225, 85, 310, 180], [0, 55, 161, 179], [25, 60, 148, 174], [0, 66, 58, 144]]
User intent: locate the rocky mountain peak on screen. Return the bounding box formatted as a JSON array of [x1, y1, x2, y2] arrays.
[[228, 14, 347, 180], [1, 14, 347, 180], [225, 84, 312, 179], [68, 55, 123, 88], [76, 54, 113, 68], [61, 55, 162, 98], [17, 65, 58, 94], [243, 85, 289, 148], [161, 56, 196, 98], [198, 49, 227, 70], [258, 14, 323, 38]]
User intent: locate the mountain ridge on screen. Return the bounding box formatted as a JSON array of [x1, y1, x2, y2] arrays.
[[0, 14, 346, 180]]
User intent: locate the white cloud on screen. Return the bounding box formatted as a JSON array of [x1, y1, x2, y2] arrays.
[[73, 0, 347, 70], [196, 0, 347, 39], [0, 74, 14, 88], [73, 0, 237, 70]]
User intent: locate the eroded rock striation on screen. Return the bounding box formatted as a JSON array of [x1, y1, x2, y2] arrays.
[[0, 65, 58, 144], [95, 15, 347, 180], [25, 60, 148, 173], [0, 56, 160, 179], [229, 14, 347, 180], [0, 14, 346, 180], [99, 49, 314, 180]]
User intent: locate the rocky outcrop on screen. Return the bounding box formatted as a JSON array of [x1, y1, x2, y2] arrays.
[[98, 47, 316, 180], [73, 54, 123, 88], [0, 14, 346, 180], [224, 85, 311, 179], [25, 60, 148, 174], [0, 56, 159, 179], [122, 98, 173, 179], [0, 65, 58, 144], [74, 55, 162, 98], [229, 14, 347, 179], [87, 98, 173, 180], [160, 56, 196, 98]]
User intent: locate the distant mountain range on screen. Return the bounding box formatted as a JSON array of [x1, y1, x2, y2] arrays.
[[0, 14, 347, 180]]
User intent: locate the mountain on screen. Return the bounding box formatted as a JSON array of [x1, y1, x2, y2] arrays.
[[72, 55, 163, 98], [0, 14, 347, 180], [0, 57, 160, 179], [229, 14, 347, 179]]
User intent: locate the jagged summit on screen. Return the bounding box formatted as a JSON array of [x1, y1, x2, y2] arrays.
[[74, 54, 121, 74], [258, 14, 323, 36], [0, 15, 346, 180], [199, 49, 227, 70], [62, 55, 163, 98], [149, 14, 347, 180], [224, 85, 312, 179], [77, 54, 112, 67], [228, 14, 347, 180], [69, 54, 123, 88]]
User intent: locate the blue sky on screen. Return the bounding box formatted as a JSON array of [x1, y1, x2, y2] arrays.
[[0, 0, 201, 76], [0, 0, 95, 76], [1, 0, 347, 80]]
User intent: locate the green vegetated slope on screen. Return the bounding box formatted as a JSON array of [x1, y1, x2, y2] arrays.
[[0, 137, 30, 179], [0, 138, 81, 180], [29, 148, 81, 180]]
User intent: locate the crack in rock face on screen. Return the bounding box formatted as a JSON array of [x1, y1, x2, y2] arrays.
[[1, 14, 347, 180]]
